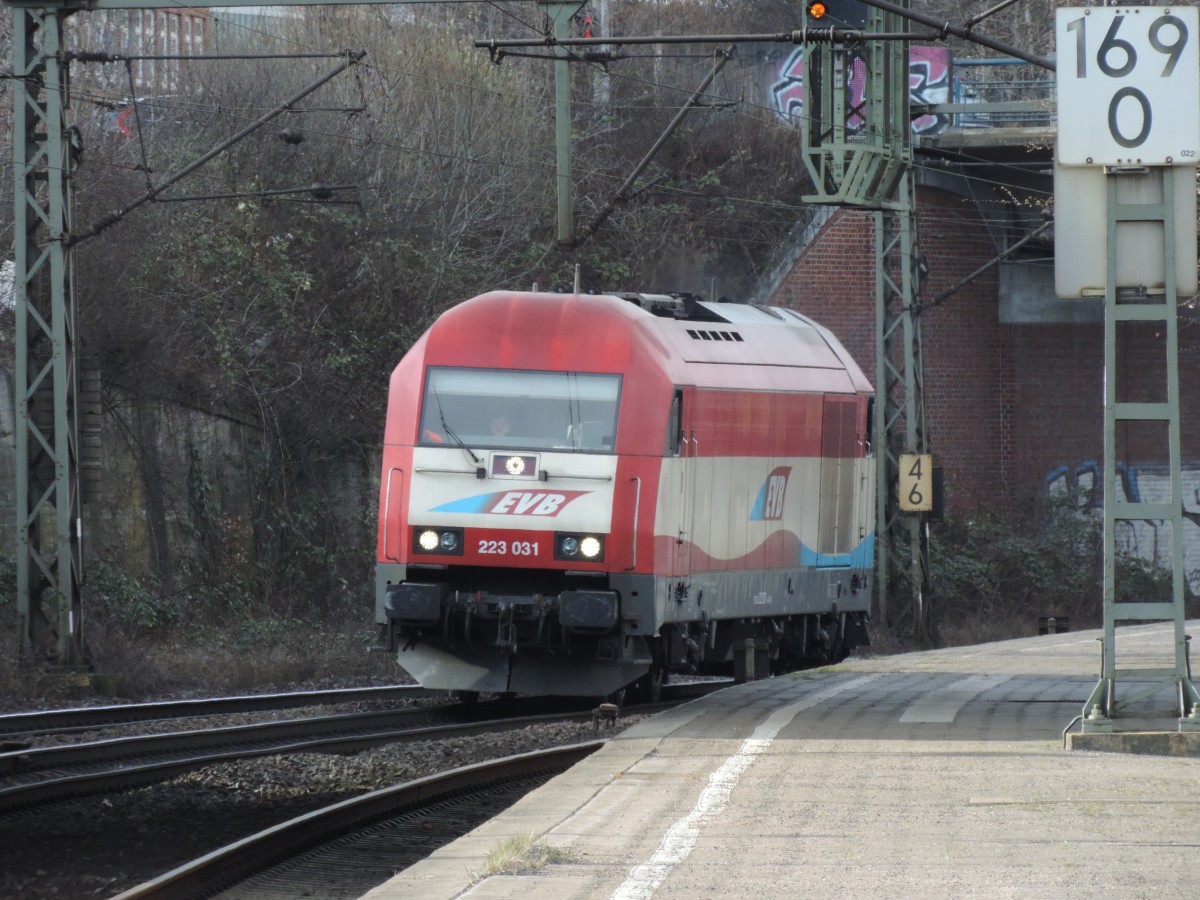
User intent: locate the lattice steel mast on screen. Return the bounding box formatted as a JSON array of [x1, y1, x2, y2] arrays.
[[797, 0, 928, 638]]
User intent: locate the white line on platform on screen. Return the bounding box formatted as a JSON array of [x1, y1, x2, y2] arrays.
[[898, 674, 1012, 723], [610, 674, 881, 900]]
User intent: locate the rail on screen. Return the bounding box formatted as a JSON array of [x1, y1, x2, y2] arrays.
[[112, 742, 605, 900], [0, 705, 584, 813], [0, 684, 434, 737], [0, 681, 728, 814]]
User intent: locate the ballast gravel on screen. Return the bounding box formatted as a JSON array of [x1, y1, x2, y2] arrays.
[[0, 715, 640, 899]]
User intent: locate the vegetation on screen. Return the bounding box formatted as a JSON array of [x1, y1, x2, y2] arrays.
[[471, 832, 575, 882], [930, 497, 1182, 648]]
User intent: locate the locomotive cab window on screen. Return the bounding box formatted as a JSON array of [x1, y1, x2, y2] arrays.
[[419, 367, 621, 453]]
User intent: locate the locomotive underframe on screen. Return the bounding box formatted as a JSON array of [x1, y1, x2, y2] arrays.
[[376, 561, 872, 697]]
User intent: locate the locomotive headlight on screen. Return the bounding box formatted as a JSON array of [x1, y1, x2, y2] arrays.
[[413, 526, 464, 556], [555, 532, 605, 562]]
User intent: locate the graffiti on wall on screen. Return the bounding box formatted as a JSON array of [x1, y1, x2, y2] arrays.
[[772, 48, 806, 126], [1047, 462, 1200, 596], [771, 45, 950, 135], [909, 47, 951, 134]]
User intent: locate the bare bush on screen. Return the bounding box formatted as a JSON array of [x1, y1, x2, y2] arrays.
[[930, 495, 1186, 647]]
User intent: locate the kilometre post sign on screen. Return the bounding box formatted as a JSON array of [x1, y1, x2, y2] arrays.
[[1056, 5, 1200, 166], [898, 454, 932, 513]]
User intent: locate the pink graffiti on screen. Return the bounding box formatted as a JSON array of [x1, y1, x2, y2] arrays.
[[773, 45, 950, 136], [771, 48, 806, 125], [910, 47, 949, 134]]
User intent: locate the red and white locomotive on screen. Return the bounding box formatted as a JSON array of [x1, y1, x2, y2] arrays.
[[375, 290, 875, 698]]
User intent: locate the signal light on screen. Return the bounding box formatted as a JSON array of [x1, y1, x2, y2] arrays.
[[804, 1, 869, 27]]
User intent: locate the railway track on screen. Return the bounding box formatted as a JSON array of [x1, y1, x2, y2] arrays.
[[0, 684, 434, 737], [0, 680, 725, 815], [113, 742, 604, 900]]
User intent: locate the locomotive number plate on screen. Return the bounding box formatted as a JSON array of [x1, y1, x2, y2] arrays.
[[477, 538, 543, 557]]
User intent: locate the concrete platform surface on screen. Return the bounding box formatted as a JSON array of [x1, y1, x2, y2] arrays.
[[364, 622, 1200, 899]]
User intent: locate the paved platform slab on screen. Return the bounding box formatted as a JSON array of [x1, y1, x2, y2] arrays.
[[364, 623, 1200, 899]]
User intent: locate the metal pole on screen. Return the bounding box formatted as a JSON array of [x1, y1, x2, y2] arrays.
[[539, 2, 584, 246], [13, 8, 85, 666]]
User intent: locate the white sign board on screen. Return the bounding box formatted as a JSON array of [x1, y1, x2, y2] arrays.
[[1054, 161, 1198, 297], [1056, 6, 1200, 165]]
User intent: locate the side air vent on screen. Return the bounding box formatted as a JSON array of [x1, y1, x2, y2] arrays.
[[685, 329, 744, 342]]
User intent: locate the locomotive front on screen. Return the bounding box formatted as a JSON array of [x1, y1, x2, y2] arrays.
[[374, 293, 662, 698]]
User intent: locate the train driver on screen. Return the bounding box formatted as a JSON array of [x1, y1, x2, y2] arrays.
[[490, 415, 512, 438]]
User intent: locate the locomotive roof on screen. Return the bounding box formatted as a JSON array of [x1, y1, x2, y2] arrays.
[[427, 291, 873, 395]]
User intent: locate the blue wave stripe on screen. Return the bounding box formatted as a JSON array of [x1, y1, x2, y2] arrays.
[[799, 533, 875, 569], [431, 492, 498, 513], [748, 482, 768, 519]]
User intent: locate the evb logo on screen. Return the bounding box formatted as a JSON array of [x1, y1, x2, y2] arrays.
[[750, 467, 792, 521]]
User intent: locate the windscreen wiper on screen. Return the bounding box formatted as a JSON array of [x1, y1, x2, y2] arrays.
[[434, 391, 481, 465]]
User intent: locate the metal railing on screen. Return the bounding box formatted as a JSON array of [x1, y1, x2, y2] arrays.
[[944, 57, 1055, 130]]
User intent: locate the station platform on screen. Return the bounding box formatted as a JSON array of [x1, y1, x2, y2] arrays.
[[364, 623, 1200, 899]]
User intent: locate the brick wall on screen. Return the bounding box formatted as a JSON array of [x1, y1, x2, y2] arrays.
[[767, 186, 1200, 518]]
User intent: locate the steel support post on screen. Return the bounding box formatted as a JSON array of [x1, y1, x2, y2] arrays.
[[800, 2, 925, 633], [12, 8, 86, 666], [539, 2, 585, 246], [873, 173, 927, 637], [1082, 166, 1200, 732]]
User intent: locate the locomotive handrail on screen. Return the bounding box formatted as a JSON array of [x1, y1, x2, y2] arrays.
[[686, 433, 698, 571], [678, 433, 692, 544], [414, 465, 613, 482], [627, 476, 641, 571], [384, 467, 403, 562]]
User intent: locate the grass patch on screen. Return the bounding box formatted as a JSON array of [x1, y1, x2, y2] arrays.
[[471, 833, 575, 881]]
